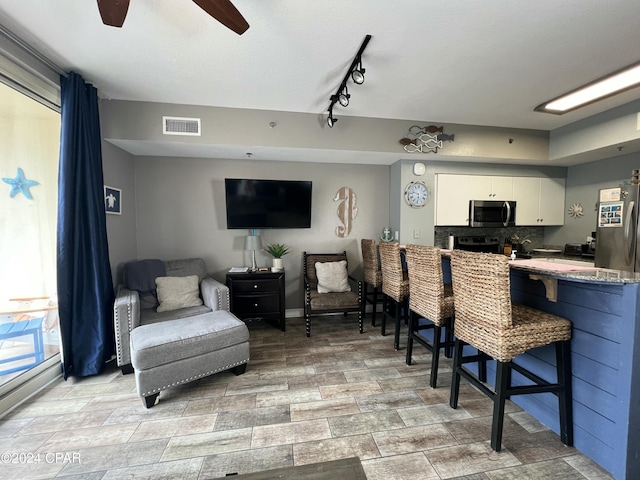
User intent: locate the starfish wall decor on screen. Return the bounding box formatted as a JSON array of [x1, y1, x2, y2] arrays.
[[2, 167, 40, 199]]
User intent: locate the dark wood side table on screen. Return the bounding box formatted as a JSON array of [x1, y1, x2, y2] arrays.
[[226, 270, 285, 331]]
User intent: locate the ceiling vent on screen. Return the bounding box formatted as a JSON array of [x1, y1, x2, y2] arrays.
[[162, 116, 201, 136]]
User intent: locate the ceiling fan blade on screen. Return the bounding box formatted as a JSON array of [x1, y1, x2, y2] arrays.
[[97, 0, 130, 27], [192, 0, 250, 35]]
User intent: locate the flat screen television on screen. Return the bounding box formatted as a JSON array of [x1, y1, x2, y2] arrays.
[[225, 178, 312, 229]]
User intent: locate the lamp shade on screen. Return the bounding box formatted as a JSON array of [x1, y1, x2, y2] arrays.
[[244, 235, 262, 251]]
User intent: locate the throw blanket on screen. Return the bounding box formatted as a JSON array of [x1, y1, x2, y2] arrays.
[[124, 259, 166, 309]]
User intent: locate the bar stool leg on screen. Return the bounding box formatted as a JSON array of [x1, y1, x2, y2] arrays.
[[478, 354, 487, 383], [450, 339, 464, 409], [381, 294, 388, 336], [405, 311, 415, 365], [394, 299, 402, 350], [444, 319, 454, 358], [491, 361, 510, 452], [557, 340, 574, 446], [371, 287, 378, 327], [430, 325, 442, 388]]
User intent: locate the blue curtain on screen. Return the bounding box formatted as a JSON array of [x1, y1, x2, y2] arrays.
[[57, 72, 114, 378]]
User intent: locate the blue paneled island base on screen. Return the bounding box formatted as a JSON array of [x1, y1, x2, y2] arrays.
[[509, 270, 640, 480], [438, 254, 640, 479]]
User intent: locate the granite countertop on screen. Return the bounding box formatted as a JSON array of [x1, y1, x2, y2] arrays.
[[508, 258, 640, 284], [439, 249, 640, 284]]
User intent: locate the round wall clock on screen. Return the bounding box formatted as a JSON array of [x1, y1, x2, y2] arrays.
[[404, 181, 430, 208]]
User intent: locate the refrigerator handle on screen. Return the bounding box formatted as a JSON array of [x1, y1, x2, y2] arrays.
[[624, 201, 635, 265], [637, 200, 640, 269], [503, 201, 511, 227]]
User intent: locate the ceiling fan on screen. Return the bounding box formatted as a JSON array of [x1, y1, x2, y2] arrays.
[[97, 0, 250, 35]]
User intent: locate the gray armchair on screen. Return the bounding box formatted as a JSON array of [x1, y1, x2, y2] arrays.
[[114, 258, 230, 374]]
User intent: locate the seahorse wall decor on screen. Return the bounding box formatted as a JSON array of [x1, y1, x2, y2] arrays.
[[334, 186, 357, 237]]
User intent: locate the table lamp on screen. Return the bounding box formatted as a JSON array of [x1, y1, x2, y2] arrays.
[[244, 234, 262, 271]]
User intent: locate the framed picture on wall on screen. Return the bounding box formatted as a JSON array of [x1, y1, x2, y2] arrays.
[[104, 185, 122, 215]]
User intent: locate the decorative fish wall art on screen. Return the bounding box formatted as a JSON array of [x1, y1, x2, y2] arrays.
[[334, 186, 357, 238], [399, 125, 455, 154]]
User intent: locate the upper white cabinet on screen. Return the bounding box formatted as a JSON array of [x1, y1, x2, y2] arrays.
[[436, 174, 565, 226], [468, 175, 513, 200], [435, 174, 470, 226], [512, 177, 565, 225]]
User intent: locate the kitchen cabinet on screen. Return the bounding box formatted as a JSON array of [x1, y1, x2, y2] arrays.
[[436, 173, 565, 227], [468, 175, 513, 200], [512, 177, 565, 225], [435, 174, 470, 226]]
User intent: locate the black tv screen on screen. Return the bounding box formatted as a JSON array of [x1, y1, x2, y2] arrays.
[[225, 178, 312, 229]]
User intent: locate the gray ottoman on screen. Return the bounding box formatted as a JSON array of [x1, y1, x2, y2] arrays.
[[130, 310, 250, 408]]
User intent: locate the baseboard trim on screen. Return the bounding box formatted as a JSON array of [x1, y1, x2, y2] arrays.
[[285, 304, 377, 318], [285, 308, 303, 318]]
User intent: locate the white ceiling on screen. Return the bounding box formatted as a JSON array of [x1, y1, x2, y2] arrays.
[[1, 0, 640, 164]]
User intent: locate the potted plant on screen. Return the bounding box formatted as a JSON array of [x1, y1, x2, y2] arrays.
[[264, 243, 290, 271]]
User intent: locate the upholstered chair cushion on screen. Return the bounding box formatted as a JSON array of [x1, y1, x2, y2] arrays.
[[315, 260, 351, 293], [155, 275, 203, 312]]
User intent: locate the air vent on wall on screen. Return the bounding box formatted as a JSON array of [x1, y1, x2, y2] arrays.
[[162, 116, 201, 136]]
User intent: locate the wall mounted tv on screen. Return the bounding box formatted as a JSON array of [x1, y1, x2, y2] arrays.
[[225, 178, 312, 229]]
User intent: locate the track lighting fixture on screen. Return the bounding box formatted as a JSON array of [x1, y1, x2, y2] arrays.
[[326, 34, 372, 128], [338, 86, 351, 107]]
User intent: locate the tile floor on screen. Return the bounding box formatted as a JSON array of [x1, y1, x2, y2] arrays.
[[0, 315, 614, 479]]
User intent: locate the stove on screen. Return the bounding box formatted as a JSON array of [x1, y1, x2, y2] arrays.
[[455, 236, 501, 254]]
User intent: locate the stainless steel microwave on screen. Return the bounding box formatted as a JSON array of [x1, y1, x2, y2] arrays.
[[469, 200, 516, 227]]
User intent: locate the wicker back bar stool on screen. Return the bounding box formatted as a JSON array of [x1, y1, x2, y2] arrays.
[[449, 250, 573, 452], [361, 239, 383, 327], [378, 241, 410, 350], [404, 245, 455, 388]]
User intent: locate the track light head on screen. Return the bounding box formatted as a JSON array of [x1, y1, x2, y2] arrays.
[[338, 87, 350, 107], [351, 61, 366, 84], [327, 106, 337, 127]]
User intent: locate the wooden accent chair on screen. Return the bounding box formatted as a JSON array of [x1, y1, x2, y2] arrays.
[[303, 251, 365, 337], [361, 239, 383, 327], [449, 250, 573, 451], [378, 241, 410, 350], [404, 244, 455, 388]]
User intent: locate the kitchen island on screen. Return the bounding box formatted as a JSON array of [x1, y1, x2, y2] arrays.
[[441, 254, 640, 479]]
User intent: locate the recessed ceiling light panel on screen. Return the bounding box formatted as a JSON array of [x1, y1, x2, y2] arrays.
[[535, 61, 640, 114]]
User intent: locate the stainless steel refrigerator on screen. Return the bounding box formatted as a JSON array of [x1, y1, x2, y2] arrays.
[[595, 185, 640, 272]]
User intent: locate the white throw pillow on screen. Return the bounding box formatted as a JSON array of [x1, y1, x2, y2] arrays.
[[315, 260, 351, 294], [155, 275, 203, 312]]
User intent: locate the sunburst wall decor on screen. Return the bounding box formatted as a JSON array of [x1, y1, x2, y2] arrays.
[[568, 203, 584, 218]]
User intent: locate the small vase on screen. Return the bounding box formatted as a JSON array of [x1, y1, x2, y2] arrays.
[[272, 258, 283, 271]]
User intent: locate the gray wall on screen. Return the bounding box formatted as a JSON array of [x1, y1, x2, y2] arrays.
[[129, 156, 389, 310], [102, 140, 137, 287], [545, 152, 640, 245], [550, 99, 640, 161], [100, 100, 550, 165]]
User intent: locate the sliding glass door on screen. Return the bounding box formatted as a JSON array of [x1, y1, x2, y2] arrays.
[[0, 81, 61, 388]]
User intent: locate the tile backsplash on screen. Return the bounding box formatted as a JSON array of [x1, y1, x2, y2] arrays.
[[434, 226, 545, 253]]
